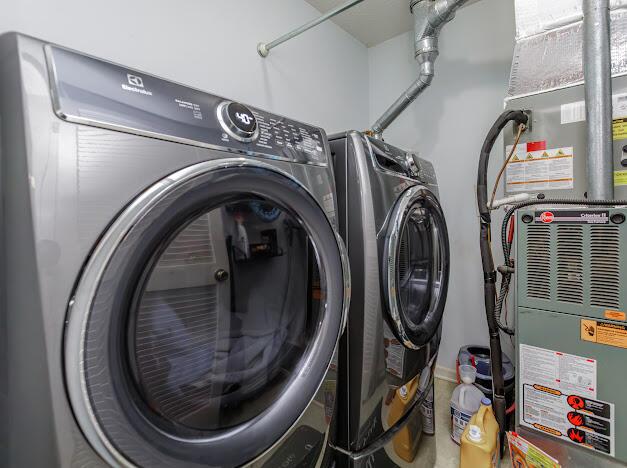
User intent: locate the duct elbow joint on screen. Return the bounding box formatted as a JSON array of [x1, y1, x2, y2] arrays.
[[431, 0, 458, 27], [419, 70, 434, 87]]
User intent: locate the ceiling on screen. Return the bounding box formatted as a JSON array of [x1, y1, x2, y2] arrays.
[[304, 0, 413, 47], [304, 0, 481, 47]]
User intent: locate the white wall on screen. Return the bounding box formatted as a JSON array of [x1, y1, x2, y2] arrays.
[[1, 0, 516, 375], [0, 0, 369, 133], [368, 0, 516, 375]]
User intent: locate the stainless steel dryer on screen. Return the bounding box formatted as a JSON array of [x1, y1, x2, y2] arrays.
[[329, 132, 450, 467], [0, 32, 350, 468]]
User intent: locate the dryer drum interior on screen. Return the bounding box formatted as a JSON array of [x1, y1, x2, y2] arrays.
[[65, 162, 346, 467], [385, 187, 450, 350]]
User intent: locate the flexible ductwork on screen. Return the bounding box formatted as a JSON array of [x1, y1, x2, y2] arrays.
[[508, 0, 627, 99], [370, 0, 471, 138]]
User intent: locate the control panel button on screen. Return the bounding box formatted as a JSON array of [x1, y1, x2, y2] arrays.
[[217, 101, 259, 142]]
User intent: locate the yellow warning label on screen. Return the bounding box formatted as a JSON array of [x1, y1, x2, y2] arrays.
[[614, 170, 627, 186], [613, 118, 627, 140], [581, 319, 627, 349]]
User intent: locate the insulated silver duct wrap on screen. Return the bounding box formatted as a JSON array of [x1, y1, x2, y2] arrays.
[[508, 0, 627, 99]]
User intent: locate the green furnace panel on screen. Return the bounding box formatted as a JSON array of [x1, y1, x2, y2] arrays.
[[516, 207, 627, 466]]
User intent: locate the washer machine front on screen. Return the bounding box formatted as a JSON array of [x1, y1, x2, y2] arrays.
[[0, 33, 349, 468]]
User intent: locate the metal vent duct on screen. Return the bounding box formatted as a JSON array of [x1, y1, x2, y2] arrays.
[[370, 0, 471, 137]]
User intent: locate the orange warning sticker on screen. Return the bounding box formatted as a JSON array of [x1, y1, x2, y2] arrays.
[[533, 384, 562, 396], [581, 319, 627, 349], [533, 424, 562, 437], [604, 310, 626, 321]]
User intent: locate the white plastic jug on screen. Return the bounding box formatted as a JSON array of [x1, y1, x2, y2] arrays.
[[450, 365, 485, 444]]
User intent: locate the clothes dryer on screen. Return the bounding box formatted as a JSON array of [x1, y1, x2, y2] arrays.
[[329, 132, 450, 467], [0, 33, 349, 468]]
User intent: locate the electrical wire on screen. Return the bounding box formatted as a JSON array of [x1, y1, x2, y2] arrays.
[[489, 123, 526, 210]]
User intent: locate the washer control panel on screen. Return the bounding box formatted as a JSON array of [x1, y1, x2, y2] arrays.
[[46, 45, 328, 166], [217, 101, 259, 142]]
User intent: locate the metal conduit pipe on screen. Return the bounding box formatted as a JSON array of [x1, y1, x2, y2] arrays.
[[583, 0, 614, 199], [258, 0, 365, 57], [370, 0, 470, 138]]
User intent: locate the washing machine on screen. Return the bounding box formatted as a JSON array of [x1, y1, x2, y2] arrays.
[[0, 32, 350, 468], [329, 132, 450, 467]]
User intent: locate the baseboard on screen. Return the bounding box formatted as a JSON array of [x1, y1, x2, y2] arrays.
[[435, 365, 457, 383]]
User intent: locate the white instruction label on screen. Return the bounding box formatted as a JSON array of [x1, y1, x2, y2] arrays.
[[520, 344, 596, 398], [383, 324, 404, 378], [561, 92, 627, 124], [505, 147, 574, 192], [519, 345, 615, 458]]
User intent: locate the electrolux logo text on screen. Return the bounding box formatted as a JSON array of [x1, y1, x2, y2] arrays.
[[121, 73, 153, 96], [127, 74, 144, 87]]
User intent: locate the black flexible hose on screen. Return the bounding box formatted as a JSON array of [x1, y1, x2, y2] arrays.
[[476, 109, 528, 457]]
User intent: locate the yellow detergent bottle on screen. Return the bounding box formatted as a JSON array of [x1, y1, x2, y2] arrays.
[[460, 398, 499, 468], [388, 375, 421, 462]]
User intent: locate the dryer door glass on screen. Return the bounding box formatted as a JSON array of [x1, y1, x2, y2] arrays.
[[66, 163, 347, 467], [129, 199, 322, 431], [385, 187, 450, 349]]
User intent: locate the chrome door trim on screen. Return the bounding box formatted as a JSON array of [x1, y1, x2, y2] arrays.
[[385, 185, 437, 350], [65, 157, 350, 468]]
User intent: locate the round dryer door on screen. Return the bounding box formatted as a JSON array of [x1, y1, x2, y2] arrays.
[[383, 186, 450, 350], [65, 159, 349, 468]]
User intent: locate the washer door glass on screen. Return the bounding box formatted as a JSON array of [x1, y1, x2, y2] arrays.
[[384, 187, 450, 349], [66, 163, 347, 468], [131, 199, 321, 431]]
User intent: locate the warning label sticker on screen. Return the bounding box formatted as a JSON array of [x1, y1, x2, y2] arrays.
[[519, 345, 615, 457], [581, 319, 627, 349], [615, 170, 627, 187], [613, 119, 627, 141], [505, 146, 574, 192]]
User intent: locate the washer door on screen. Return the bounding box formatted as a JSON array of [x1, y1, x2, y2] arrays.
[[65, 159, 349, 468], [383, 186, 450, 350]]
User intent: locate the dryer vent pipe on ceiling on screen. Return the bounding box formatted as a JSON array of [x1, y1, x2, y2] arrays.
[[371, 0, 471, 138]]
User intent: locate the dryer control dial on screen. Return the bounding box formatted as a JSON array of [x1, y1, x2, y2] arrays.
[[217, 101, 259, 142]]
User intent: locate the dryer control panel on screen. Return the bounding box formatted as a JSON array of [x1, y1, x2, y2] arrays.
[[368, 137, 434, 183], [46, 45, 328, 166]]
